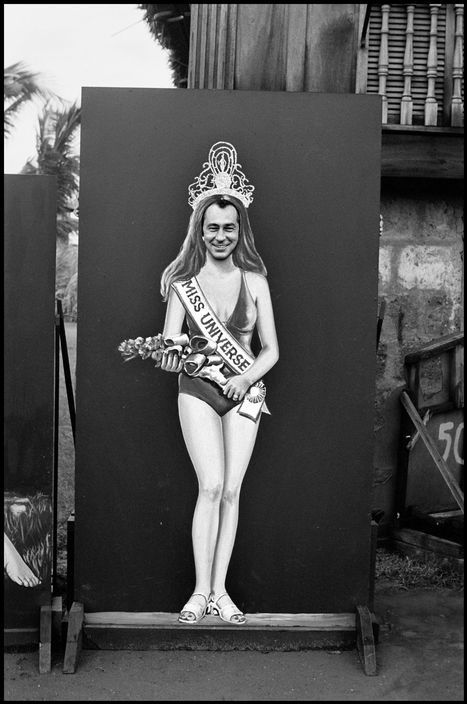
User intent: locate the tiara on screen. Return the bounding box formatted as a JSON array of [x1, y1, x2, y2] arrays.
[[188, 141, 254, 210]]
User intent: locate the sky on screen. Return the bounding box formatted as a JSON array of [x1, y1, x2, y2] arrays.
[[4, 4, 175, 173]]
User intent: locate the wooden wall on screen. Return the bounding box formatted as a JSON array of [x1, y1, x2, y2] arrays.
[[188, 3, 361, 91]]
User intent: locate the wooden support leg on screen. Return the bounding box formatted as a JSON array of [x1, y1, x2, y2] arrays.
[[63, 601, 84, 674], [51, 595, 63, 645], [356, 605, 377, 676], [39, 603, 52, 674]]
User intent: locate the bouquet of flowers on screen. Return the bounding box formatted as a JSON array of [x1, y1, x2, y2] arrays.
[[117, 332, 267, 421], [117, 332, 228, 387], [117, 333, 166, 366]]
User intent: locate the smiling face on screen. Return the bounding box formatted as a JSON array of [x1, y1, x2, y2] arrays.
[[202, 203, 240, 261]]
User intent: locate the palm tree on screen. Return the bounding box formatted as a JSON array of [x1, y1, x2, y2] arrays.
[[21, 99, 81, 241], [4, 61, 52, 138]]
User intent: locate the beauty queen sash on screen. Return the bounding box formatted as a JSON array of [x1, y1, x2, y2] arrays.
[[172, 277, 268, 421]]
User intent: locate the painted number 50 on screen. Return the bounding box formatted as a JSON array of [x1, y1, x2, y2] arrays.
[[438, 421, 464, 465]]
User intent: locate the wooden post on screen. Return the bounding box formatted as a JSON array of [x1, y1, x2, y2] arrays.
[[378, 5, 390, 124], [368, 520, 378, 613], [63, 602, 84, 674], [52, 595, 64, 645], [356, 605, 377, 676], [425, 4, 441, 126], [451, 4, 464, 126], [39, 603, 52, 674], [400, 5, 415, 125]]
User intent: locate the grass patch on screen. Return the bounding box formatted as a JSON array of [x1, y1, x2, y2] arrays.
[[376, 546, 464, 590]]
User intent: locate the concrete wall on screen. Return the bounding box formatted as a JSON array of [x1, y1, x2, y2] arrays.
[[373, 179, 464, 533]]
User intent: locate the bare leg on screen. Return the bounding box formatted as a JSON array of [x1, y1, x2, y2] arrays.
[[178, 394, 225, 616], [210, 408, 260, 618], [4, 533, 40, 587]]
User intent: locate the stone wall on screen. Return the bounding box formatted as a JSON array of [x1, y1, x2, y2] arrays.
[[373, 178, 464, 534]]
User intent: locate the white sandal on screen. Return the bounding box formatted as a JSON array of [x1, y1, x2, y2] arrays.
[[208, 593, 246, 624], [178, 593, 209, 624]]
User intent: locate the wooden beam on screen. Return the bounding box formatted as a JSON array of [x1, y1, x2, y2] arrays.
[[404, 331, 463, 364], [83, 611, 360, 652], [391, 539, 464, 574], [382, 128, 464, 179], [400, 391, 464, 512], [393, 527, 463, 558], [84, 611, 356, 630]]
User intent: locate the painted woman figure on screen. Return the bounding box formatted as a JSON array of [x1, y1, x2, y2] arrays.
[[160, 142, 279, 625]]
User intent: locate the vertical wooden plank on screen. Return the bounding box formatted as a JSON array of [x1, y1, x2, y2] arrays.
[[425, 4, 441, 126], [285, 4, 307, 91], [211, 4, 220, 88], [215, 4, 229, 88], [187, 2, 200, 89], [304, 4, 361, 92], [451, 4, 464, 126], [356, 605, 377, 676], [39, 603, 52, 674], [355, 4, 370, 94], [368, 520, 378, 613], [197, 4, 208, 89], [63, 602, 84, 674], [66, 513, 75, 611], [400, 5, 415, 125], [225, 3, 238, 89], [51, 595, 63, 644], [235, 4, 287, 90]]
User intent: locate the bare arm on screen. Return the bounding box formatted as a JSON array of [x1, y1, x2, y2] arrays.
[[161, 287, 186, 372], [223, 273, 279, 399]]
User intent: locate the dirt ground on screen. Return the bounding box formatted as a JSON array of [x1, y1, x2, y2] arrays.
[[4, 583, 464, 701]]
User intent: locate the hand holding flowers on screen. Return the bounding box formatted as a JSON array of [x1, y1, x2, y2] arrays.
[[117, 332, 228, 386]]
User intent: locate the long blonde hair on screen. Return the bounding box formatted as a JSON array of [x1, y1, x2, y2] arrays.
[[160, 194, 267, 301]]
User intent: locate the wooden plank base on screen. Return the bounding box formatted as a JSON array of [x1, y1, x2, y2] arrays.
[[3, 628, 39, 648], [82, 612, 358, 652]]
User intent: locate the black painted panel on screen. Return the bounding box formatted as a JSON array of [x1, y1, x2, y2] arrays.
[[4, 175, 56, 633], [75, 89, 381, 613]]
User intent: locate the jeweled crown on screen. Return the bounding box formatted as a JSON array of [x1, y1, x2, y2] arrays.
[[188, 141, 254, 210]]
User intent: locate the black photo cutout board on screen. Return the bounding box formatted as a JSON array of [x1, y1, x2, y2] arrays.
[[75, 88, 381, 614], [4, 175, 56, 643]]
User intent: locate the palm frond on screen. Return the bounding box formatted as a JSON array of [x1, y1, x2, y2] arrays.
[[4, 61, 53, 137], [21, 99, 81, 240]]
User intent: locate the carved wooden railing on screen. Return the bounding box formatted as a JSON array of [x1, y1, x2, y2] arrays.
[[359, 3, 464, 127]]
